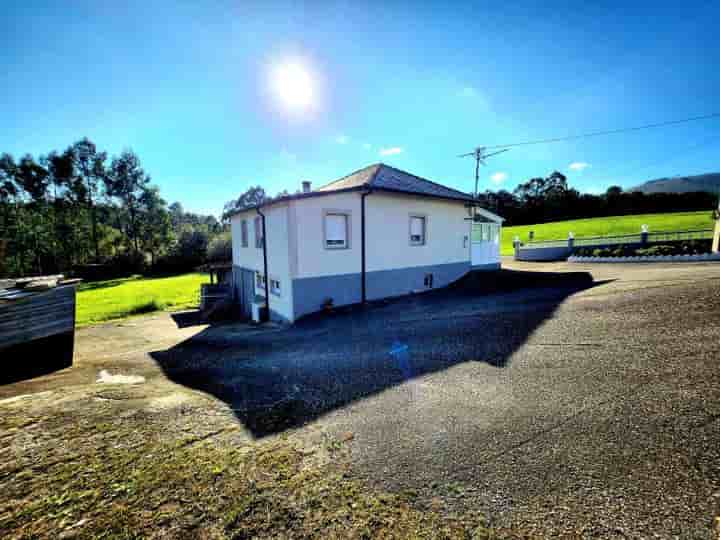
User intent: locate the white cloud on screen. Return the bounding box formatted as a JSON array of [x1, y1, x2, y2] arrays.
[[568, 162, 591, 171], [459, 86, 477, 98], [335, 135, 350, 144], [379, 147, 403, 156], [490, 171, 508, 185], [362, 143, 372, 150]]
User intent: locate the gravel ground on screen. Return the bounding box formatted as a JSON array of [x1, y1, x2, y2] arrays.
[[3, 260, 720, 538]]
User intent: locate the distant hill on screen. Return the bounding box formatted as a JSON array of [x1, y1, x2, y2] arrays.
[[631, 173, 720, 194]]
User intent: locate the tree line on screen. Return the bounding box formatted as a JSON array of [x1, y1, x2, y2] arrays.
[[477, 171, 718, 226], [221, 173, 718, 228], [4, 148, 716, 279], [0, 138, 227, 278]]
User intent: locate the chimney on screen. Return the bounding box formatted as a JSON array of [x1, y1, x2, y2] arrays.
[[302, 180, 312, 193]]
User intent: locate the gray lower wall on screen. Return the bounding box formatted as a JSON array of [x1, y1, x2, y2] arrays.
[[292, 261, 473, 320], [366, 261, 470, 301], [292, 272, 362, 320], [232, 265, 290, 323], [471, 262, 501, 271]]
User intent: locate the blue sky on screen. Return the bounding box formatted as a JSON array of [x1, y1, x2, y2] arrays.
[[2, 1, 720, 216]]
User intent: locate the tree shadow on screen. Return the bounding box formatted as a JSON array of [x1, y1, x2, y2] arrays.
[[77, 276, 141, 292], [150, 269, 606, 438]]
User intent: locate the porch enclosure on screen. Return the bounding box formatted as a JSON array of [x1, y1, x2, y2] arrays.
[[471, 222, 501, 266]]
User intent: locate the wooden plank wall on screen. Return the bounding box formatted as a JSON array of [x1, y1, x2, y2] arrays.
[[0, 285, 76, 349]]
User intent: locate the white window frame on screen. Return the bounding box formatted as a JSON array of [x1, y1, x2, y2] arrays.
[[323, 210, 351, 250], [255, 271, 265, 291], [270, 277, 281, 297], [240, 219, 248, 248], [409, 214, 427, 246], [254, 216, 263, 249]]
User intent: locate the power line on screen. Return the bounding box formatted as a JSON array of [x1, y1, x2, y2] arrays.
[[482, 112, 720, 150]]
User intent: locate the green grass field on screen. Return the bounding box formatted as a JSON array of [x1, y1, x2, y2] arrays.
[[76, 272, 209, 326], [501, 211, 715, 255]]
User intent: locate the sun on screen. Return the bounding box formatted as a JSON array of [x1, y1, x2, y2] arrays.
[[271, 62, 314, 110]]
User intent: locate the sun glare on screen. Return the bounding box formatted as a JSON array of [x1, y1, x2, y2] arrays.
[[271, 62, 314, 111]]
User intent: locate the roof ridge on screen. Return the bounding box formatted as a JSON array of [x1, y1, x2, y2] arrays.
[[316, 163, 382, 191], [375, 164, 473, 198]]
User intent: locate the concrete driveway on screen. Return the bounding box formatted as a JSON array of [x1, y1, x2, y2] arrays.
[[3, 261, 720, 538]]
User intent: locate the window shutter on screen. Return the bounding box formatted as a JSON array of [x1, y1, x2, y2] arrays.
[[255, 216, 263, 248], [410, 216, 425, 244], [410, 217, 423, 236], [325, 214, 347, 246], [241, 220, 248, 247]]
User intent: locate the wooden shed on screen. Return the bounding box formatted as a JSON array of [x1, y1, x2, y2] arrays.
[[0, 276, 81, 383]]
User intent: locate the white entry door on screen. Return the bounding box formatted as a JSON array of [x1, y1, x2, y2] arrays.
[[471, 222, 501, 266]]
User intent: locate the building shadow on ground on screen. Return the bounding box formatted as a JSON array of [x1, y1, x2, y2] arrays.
[[150, 269, 606, 438]]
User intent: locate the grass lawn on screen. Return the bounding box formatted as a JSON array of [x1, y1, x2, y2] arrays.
[[76, 272, 209, 326], [501, 210, 715, 255]]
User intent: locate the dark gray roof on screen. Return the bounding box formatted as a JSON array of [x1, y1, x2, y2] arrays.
[[227, 163, 500, 219], [317, 163, 476, 202]]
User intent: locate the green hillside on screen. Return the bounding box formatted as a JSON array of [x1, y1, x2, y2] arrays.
[[501, 211, 715, 256]]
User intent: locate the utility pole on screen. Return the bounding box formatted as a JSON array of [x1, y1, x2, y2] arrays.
[[458, 147, 510, 198]]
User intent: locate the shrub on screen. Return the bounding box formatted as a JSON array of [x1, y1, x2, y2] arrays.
[[128, 298, 166, 315], [207, 232, 232, 263]]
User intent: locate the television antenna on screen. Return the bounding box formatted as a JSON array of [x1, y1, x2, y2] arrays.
[[458, 147, 509, 198]]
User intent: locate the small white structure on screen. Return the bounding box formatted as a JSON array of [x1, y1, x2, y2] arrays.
[[229, 163, 503, 322]]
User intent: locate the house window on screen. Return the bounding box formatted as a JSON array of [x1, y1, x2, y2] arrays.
[[270, 278, 281, 296], [409, 215, 426, 246], [254, 216, 263, 248], [473, 222, 496, 243], [255, 271, 265, 289], [240, 220, 248, 248], [324, 212, 349, 249]]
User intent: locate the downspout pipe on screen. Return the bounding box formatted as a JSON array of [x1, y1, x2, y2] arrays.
[[361, 188, 371, 304], [256, 207, 270, 322]]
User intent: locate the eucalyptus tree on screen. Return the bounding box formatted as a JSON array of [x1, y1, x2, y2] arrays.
[[106, 150, 150, 258]]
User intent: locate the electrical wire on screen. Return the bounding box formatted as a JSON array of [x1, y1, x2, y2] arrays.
[[482, 112, 720, 150]]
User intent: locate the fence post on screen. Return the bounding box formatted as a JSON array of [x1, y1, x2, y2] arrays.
[[641, 224, 649, 246], [567, 232, 574, 252]]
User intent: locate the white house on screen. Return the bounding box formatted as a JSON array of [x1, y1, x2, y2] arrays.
[[229, 163, 503, 323]]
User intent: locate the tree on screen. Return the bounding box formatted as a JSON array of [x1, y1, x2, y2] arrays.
[[222, 186, 267, 221], [138, 186, 173, 266], [207, 232, 232, 262], [173, 225, 209, 269], [65, 138, 108, 262], [0, 154, 18, 203], [106, 150, 150, 258]]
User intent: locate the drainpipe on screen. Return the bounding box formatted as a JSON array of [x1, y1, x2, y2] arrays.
[[256, 207, 270, 322], [361, 189, 371, 304]]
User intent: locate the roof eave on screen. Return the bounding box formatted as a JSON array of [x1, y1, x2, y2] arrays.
[[225, 185, 367, 218]]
